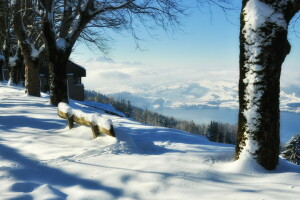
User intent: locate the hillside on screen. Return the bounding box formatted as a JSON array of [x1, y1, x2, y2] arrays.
[[0, 84, 300, 200]]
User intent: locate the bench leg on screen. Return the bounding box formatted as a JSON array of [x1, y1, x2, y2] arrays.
[[67, 115, 74, 129], [91, 124, 100, 139]]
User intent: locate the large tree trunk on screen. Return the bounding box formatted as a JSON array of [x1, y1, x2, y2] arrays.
[[42, 14, 70, 106], [12, 0, 40, 96], [25, 64, 40, 96], [49, 55, 69, 106], [236, 0, 300, 170]]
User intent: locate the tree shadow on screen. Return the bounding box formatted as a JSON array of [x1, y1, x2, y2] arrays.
[[0, 102, 51, 108], [109, 119, 235, 156], [274, 158, 300, 173], [66, 159, 232, 185], [0, 115, 65, 132], [0, 143, 123, 198], [113, 121, 232, 152], [112, 125, 185, 155]]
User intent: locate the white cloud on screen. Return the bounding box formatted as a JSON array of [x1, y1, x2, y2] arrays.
[[100, 71, 131, 80], [74, 55, 300, 98], [121, 61, 147, 66], [281, 70, 300, 88], [94, 56, 115, 63], [73, 56, 241, 95]]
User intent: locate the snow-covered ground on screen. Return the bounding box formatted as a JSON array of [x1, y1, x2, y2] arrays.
[[0, 84, 300, 200]]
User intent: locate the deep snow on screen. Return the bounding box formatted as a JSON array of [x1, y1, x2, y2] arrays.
[[0, 84, 300, 200]]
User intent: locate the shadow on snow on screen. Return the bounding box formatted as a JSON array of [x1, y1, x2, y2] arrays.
[[0, 115, 65, 132], [0, 143, 123, 198]]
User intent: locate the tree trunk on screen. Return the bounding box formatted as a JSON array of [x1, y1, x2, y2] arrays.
[[235, 0, 299, 170], [24, 63, 40, 96], [15, 56, 23, 85], [42, 16, 69, 106], [8, 49, 23, 85], [49, 56, 69, 106], [0, 59, 4, 82], [12, 0, 40, 96], [8, 64, 17, 85]]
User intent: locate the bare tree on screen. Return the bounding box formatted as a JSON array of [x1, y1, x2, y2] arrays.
[[236, 0, 300, 170], [12, 0, 44, 96], [32, 0, 185, 106], [0, 0, 10, 82], [0, 1, 24, 85]]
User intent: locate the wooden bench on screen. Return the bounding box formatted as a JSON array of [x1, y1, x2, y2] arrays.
[[58, 103, 115, 138]]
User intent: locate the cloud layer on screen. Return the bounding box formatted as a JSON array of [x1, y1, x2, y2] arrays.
[[74, 55, 299, 97]]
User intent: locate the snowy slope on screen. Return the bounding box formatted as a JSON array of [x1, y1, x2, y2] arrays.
[[0, 84, 300, 200]]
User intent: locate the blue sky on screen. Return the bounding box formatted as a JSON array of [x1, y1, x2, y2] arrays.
[[71, 1, 300, 94]]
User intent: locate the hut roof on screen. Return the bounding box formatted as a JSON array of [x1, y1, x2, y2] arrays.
[[40, 60, 86, 77], [67, 61, 86, 77]]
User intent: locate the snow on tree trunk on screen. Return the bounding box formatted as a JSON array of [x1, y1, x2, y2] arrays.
[[8, 48, 22, 85], [235, 0, 299, 170]]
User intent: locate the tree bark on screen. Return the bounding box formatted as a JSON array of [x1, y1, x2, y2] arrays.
[[49, 57, 69, 106], [12, 0, 40, 96], [0, 59, 4, 82], [42, 13, 70, 106], [25, 64, 40, 96], [0, 0, 9, 82], [236, 0, 300, 170]]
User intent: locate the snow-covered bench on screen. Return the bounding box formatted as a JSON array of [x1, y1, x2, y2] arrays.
[[57, 102, 115, 138]]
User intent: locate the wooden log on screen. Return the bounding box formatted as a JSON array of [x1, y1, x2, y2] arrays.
[[58, 110, 68, 119], [73, 115, 91, 126], [99, 125, 115, 137], [57, 110, 115, 137]]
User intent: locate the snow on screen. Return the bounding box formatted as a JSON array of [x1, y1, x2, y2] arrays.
[[58, 102, 112, 130], [68, 16, 80, 38], [7, 79, 17, 86], [80, 0, 88, 12], [0, 53, 4, 61], [30, 44, 41, 59], [56, 38, 67, 51], [9, 55, 18, 67], [72, 100, 125, 117], [1, 85, 300, 200], [244, 0, 287, 30]]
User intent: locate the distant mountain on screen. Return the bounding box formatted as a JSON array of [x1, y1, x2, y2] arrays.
[[103, 81, 300, 113]]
